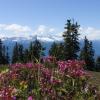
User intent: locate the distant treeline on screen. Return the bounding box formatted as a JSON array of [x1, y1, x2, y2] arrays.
[[0, 19, 100, 71]]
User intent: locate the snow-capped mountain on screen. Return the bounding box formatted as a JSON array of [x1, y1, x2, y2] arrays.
[[1, 33, 63, 42]]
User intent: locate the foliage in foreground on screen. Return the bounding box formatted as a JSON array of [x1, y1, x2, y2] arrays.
[[0, 56, 100, 100]]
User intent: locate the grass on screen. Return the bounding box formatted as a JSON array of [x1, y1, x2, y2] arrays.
[[88, 71, 100, 89]]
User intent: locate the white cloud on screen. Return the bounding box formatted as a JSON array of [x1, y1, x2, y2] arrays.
[[4, 24, 32, 33], [0, 24, 32, 38], [0, 24, 100, 41], [32, 25, 62, 41], [49, 28, 55, 33], [79, 27, 100, 40], [33, 25, 55, 35], [0, 24, 32, 33], [36, 25, 46, 33], [0, 34, 5, 38], [0, 24, 61, 41]]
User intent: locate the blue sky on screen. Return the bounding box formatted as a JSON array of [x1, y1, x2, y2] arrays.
[[0, 0, 100, 40]]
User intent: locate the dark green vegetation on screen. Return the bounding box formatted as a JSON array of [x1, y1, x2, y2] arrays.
[[80, 37, 95, 71], [0, 39, 9, 64], [12, 39, 45, 63], [63, 19, 80, 60]]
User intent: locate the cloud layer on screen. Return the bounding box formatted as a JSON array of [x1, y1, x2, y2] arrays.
[[79, 27, 100, 40], [0, 24, 32, 33], [0, 24, 100, 41]]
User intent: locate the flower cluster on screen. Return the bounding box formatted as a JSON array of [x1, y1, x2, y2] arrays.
[[58, 60, 86, 77], [42, 56, 56, 63], [0, 57, 99, 100]]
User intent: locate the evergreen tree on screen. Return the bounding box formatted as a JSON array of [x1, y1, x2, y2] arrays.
[[96, 56, 100, 71], [5, 47, 10, 64], [28, 40, 45, 62], [23, 48, 29, 63], [80, 36, 95, 70], [12, 42, 19, 63], [49, 42, 58, 57], [49, 42, 65, 60], [0, 39, 9, 64], [32, 40, 45, 62], [12, 43, 24, 63], [0, 39, 3, 64], [28, 41, 34, 61], [63, 19, 80, 60], [18, 44, 24, 63], [58, 43, 65, 60], [2, 45, 8, 64]]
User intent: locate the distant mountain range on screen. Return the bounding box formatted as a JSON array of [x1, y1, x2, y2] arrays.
[[1, 36, 100, 58], [2, 36, 56, 57]]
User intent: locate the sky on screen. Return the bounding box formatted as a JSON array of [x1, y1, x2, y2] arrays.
[[0, 0, 100, 40]]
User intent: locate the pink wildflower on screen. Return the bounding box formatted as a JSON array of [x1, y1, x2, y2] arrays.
[[28, 96, 33, 100]]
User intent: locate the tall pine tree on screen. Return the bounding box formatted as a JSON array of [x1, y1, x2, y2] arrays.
[[80, 36, 95, 70], [63, 19, 80, 60], [0, 39, 9, 64]]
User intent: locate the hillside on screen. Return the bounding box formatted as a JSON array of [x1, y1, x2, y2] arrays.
[[88, 71, 100, 88]]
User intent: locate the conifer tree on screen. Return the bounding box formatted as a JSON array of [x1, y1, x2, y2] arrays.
[[2, 45, 8, 64], [49, 42, 58, 57], [0, 39, 9, 64], [32, 40, 45, 62], [12, 42, 19, 63], [28, 40, 45, 62], [12, 43, 24, 63], [5, 47, 10, 64], [49, 42, 65, 60], [96, 56, 100, 71], [23, 48, 29, 63], [18, 44, 24, 63], [63, 19, 80, 60], [29, 41, 34, 61], [80, 36, 95, 70], [58, 43, 65, 60], [0, 39, 3, 64]]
